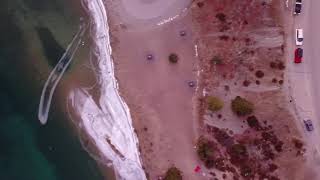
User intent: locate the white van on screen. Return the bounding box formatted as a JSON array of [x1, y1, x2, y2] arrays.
[[296, 28, 303, 46]]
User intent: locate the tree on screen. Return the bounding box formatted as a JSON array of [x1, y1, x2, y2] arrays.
[[169, 53, 179, 63], [207, 96, 224, 111], [164, 167, 182, 180], [231, 96, 254, 116]]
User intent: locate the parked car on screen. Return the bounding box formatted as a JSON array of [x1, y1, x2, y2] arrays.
[[304, 119, 314, 131], [294, 0, 302, 15], [296, 28, 303, 46], [294, 48, 303, 63]]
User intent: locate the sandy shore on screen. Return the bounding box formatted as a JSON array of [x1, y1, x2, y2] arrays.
[[106, 0, 207, 179]]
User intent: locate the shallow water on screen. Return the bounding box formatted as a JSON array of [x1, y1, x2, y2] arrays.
[[0, 0, 109, 179]]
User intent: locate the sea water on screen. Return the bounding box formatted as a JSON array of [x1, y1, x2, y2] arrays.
[[0, 0, 109, 179]]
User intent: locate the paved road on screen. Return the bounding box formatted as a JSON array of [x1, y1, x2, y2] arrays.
[[288, 0, 320, 176], [307, 0, 320, 119], [296, 0, 320, 147]]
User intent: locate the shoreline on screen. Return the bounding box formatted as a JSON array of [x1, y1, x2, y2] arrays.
[[65, 0, 146, 179]]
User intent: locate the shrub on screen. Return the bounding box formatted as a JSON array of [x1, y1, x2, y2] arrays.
[[243, 80, 251, 87], [164, 167, 182, 180], [197, 137, 215, 161], [278, 80, 284, 85], [169, 53, 179, 63], [215, 13, 226, 22], [278, 62, 285, 70], [231, 96, 254, 116], [219, 35, 229, 41], [270, 61, 277, 69], [211, 56, 223, 65], [228, 143, 248, 164], [207, 96, 224, 111], [246, 116, 261, 130], [231, 144, 247, 157], [255, 70, 264, 78]]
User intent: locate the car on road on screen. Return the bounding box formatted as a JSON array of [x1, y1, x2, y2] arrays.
[[294, 48, 303, 63], [294, 0, 302, 15], [304, 119, 314, 131], [296, 28, 303, 46]]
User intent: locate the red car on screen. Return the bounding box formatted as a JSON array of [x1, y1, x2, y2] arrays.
[[294, 48, 303, 63]]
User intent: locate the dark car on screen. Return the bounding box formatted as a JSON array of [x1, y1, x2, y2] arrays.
[[294, 0, 302, 15], [304, 119, 314, 131], [294, 48, 303, 63]]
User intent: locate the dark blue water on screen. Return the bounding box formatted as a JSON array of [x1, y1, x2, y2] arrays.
[[0, 0, 109, 179]]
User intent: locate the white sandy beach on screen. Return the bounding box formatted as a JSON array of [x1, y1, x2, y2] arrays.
[[66, 0, 147, 179]]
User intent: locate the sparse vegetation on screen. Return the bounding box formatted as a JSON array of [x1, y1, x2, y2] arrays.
[[231, 96, 254, 116], [169, 53, 179, 63], [164, 166, 182, 180], [207, 96, 224, 111]]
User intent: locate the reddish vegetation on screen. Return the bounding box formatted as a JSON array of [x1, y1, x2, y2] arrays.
[[205, 121, 285, 179]]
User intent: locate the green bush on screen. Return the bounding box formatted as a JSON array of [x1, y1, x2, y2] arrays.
[[231, 96, 254, 116], [207, 96, 224, 111], [169, 53, 179, 63], [164, 167, 182, 180]]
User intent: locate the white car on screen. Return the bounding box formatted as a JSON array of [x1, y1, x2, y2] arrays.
[[296, 28, 303, 46]]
